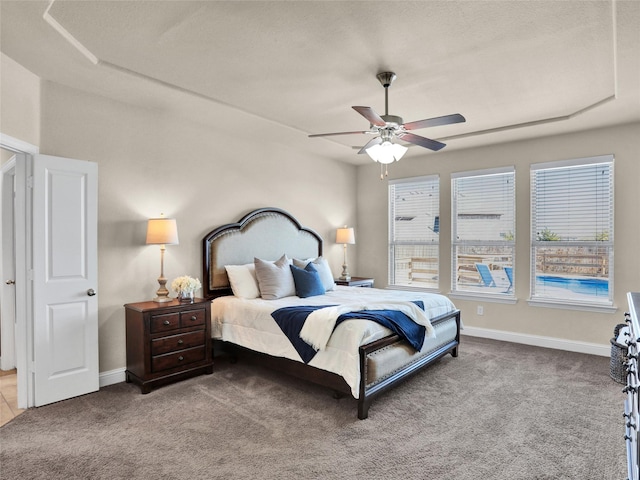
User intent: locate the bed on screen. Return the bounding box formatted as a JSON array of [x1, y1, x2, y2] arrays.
[[203, 207, 461, 419]]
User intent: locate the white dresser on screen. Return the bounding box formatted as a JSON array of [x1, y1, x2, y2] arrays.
[[625, 292, 640, 480]]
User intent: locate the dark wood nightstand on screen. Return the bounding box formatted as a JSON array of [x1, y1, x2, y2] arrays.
[[334, 277, 375, 288], [124, 298, 213, 394]]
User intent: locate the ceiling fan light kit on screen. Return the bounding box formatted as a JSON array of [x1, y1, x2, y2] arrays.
[[309, 71, 466, 177], [366, 141, 407, 164]]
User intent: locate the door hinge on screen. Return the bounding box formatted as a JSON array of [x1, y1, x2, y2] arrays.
[[29, 362, 36, 374], [26, 176, 34, 188], [28, 269, 34, 281]]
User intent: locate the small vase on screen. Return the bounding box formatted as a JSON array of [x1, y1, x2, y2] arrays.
[[177, 290, 194, 303]]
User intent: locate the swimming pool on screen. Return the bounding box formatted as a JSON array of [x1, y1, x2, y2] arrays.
[[536, 275, 609, 297]]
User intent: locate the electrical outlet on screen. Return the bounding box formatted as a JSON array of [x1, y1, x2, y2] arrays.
[[477, 305, 484, 315]]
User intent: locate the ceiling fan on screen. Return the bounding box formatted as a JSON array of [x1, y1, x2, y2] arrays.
[[309, 72, 466, 168]]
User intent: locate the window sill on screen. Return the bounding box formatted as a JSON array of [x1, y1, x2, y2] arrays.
[[448, 292, 517, 305], [386, 285, 442, 294], [527, 298, 617, 314]]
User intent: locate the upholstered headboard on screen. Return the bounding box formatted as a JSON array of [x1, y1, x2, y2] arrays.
[[202, 208, 323, 298]]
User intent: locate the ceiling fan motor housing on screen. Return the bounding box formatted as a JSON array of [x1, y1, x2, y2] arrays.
[[376, 72, 397, 88], [381, 114, 403, 128]]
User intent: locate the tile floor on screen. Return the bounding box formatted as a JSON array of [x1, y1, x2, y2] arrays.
[[0, 370, 25, 427]]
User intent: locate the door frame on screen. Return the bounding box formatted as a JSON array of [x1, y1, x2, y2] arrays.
[[1, 156, 17, 371], [1, 132, 38, 408]]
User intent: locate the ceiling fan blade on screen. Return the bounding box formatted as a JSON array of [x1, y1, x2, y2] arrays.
[[399, 132, 446, 151], [352, 106, 387, 127], [403, 113, 466, 131], [308, 130, 369, 138], [357, 137, 382, 154]]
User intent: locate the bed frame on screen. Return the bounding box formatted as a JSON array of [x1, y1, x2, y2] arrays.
[[203, 207, 460, 419]]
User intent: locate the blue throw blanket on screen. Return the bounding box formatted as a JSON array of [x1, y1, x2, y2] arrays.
[[271, 301, 426, 363]]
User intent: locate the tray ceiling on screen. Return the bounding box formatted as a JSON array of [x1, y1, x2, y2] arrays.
[[1, 1, 638, 164]]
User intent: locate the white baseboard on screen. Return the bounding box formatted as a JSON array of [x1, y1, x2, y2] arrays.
[[99, 367, 127, 388], [461, 326, 610, 357]]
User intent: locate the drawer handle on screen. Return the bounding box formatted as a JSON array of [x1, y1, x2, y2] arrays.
[[163, 320, 170, 326], [178, 356, 184, 361], [177, 339, 184, 345], [190, 316, 197, 321]]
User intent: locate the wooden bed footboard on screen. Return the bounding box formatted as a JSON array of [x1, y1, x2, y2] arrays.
[[357, 309, 460, 419]]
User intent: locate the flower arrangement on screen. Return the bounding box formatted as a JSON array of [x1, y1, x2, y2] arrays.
[[171, 275, 202, 294]]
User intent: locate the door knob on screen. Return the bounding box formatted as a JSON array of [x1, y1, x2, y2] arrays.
[[5, 280, 15, 285], [87, 289, 96, 296]]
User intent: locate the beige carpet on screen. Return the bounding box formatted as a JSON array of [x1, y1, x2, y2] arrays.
[[0, 337, 626, 479]]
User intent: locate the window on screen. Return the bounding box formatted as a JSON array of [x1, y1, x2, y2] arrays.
[[451, 168, 515, 296], [530, 155, 614, 307], [388, 176, 439, 289]]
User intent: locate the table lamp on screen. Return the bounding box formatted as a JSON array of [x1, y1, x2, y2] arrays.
[[146, 215, 179, 302], [336, 226, 355, 281]]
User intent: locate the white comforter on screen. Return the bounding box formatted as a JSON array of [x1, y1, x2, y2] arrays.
[[210, 286, 456, 398]]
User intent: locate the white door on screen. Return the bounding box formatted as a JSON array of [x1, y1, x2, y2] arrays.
[[32, 154, 98, 406]]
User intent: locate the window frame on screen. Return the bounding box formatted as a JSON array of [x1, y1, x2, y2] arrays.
[[529, 155, 615, 311], [450, 167, 516, 300], [388, 175, 440, 291]]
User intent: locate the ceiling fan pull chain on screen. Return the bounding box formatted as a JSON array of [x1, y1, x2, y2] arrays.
[[379, 163, 389, 180]]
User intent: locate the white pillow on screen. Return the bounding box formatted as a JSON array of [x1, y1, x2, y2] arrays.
[[225, 264, 260, 299], [293, 256, 335, 291], [254, 254, 296, 300]]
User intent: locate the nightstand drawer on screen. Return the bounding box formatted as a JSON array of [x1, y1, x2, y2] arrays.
[[150, 312, 180, 333], [152, 346, 206, 373], [181, 309, 205, 327], [151, 330, 206, 356]]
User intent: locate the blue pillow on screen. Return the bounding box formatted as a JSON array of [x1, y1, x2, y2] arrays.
[[290, 263, 326, 298]]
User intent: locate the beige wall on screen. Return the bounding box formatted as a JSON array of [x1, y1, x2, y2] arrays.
[[0, 53, 40, 151], [356, 122, 640, 346], [36, 81, 356, 373]]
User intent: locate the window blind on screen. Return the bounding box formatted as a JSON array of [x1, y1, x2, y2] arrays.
[[452, 168, 515, 243], [531, 160, 613, 242], [390, 176, 440, 243]]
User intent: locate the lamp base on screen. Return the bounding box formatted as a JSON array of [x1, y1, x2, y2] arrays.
[[339, 263, 351, 282], [153, 274, 172, 303], [153, 295, 173, 303]]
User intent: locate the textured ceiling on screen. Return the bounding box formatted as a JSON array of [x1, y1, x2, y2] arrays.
[[1, 0, 639, 164]]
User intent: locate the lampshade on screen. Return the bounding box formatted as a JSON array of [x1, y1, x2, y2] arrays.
[[336, 227, 355, 245], [365, 141, 408, 164], [146, 218, 179, 245]]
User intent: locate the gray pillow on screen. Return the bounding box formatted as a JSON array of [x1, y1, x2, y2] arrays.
[[254, 254, 296, 300], [292, 256, 335, 291]]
